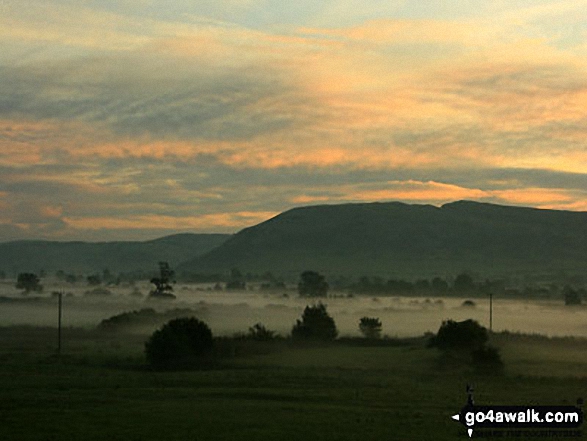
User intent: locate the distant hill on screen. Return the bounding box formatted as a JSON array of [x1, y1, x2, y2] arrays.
[[178, 201, 587, 279], [0, 233, 230, 276]]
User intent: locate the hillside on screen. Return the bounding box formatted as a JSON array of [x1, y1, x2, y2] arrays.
[[178, 201, 587, 279], [0, 233, 230, 275]]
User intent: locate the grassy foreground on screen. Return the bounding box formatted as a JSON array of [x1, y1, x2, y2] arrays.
[[0, 327, 585, 440]]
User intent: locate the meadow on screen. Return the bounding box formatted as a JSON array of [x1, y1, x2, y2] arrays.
[[1, 322, 586, 440], [1, 279, 586, 440]]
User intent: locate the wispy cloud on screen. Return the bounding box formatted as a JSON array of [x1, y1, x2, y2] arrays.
[[1, 1, 587, 240]]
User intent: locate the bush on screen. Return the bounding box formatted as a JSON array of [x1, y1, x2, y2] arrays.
[[291, 303, 337, 341], [247, 323, 276, 341], [145, 317, 213, 369], [359, 317, 382, 339], [226, 280, 246, 290], [430, 319, 504, 374], [472, 344, 504, 374], [429, 319, 488, 351]]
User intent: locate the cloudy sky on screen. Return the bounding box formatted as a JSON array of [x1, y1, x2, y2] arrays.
[[1, 0, 586, 241]]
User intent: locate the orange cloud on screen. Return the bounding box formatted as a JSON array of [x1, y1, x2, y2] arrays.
[[300, 18, 491, 46], [40, 206, 63, 218], [62, 211, 277, 231], [492, 188, 576, 205], [541, 200, 587, 211], [292, 181, 490, 205], [291, 182, 587, 213]]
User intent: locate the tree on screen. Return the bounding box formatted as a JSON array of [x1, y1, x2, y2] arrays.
[[87, 274, 102, 286], [247, 323, 276, 341], [429, 319, 488, 352], [149, 261, 176, 299], [359, 317, 382, 339], [431, 277, 448, 293], [429, 319, 504, 374], [145, 317, 213, 369], [298, 271, 329, 297], [471, 344, 504, 374], [453, 273, 475, 292], [16, 273, 42, 294], [563, 285, 582, 306], [291, 303, 338, 341]]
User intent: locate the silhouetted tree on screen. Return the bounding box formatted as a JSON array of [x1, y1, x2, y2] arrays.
[[359, 317, 382, 339], [471, 344, 504, 374], [149, 261, 176, 299], [430, 319, 488, 351], [563, 285, 582, 305], [414, 279, 430, 292], [102, 268, 114, 284], [16, 272, 42, 294], [298, 271, 329, 297], [292, 303, 337, 341], [429, 319, 503, 373], [431, 277, 448, 293], [145, 317, 213, 369], [247, 323, 276, 341], [453, 273, 475, 292], [87, 274, 102, 286]]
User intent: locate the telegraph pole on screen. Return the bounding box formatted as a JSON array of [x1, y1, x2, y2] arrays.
[[57, 291, 63, 354], [489, 291, 493, 333]]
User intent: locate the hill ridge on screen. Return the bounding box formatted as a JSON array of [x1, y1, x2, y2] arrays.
[[178, 200, 587, 278], [0, 233, 230, 275]]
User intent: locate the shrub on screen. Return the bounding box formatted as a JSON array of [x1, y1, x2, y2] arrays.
[[430, 319, 504, 374], [226, 280, 246, 290], [145, 317, 213, 369], [472, 344, 504, 374], [247, 323, 276, 341], [291, 303, 338, 341], [359, 317, 382, 339], [430, 319, 488, 351]]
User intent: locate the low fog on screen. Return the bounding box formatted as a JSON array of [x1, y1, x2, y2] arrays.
[[1, 280, 587, 338]]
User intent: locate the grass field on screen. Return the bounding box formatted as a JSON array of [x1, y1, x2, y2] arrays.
[[1, 326, 586, 440]]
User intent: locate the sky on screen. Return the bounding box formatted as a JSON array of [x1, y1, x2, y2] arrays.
[[1, 0, 586, 241]]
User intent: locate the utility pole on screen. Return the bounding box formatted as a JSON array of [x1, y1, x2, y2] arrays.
[[57, 291, 63, 354], [489, 291, 493, 333]]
